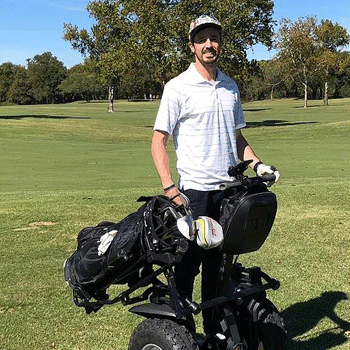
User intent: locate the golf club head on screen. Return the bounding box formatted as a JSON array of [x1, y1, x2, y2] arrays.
[[177, 215, 195, 240], [195, 216, 224, 249]]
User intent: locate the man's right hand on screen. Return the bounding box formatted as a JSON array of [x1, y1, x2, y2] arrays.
[[164, 185, 183, 205]]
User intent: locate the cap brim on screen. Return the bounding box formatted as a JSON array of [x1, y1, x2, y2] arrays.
[[190, 23, 222, 40]]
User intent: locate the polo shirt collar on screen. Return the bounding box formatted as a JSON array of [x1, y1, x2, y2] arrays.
[[188, 63, 226, 84]]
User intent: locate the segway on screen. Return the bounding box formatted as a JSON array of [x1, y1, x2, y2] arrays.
[[65, 161, 287, 349]]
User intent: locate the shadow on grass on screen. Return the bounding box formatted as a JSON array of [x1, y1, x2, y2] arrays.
[[282, 291, 350, 349], [142, 120, 318, 129], [120, 110, 150, 113], [295, 104, 327, 109], [0, 115, 90, 120], [243, 108, 273, 112], [246, 120, 318, 128]]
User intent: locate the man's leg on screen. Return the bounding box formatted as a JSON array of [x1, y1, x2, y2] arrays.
[[176, 190, 224, 334], [201, 190, 225, 334], [174, 189, 208, 299]]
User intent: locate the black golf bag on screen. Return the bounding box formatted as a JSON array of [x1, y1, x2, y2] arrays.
[[64, 195, 189, 313]]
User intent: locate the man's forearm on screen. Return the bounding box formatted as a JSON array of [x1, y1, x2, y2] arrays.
[[151, 130, 174, 188], [151, 130, 182, 204], [236, 130, 260, 169]]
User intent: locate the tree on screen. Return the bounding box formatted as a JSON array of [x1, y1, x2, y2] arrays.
[[316, 20, 350, 52], [8, 66, 34, 105], [315, 20, 350, 105], [27, 52, 67, 104], [64, 0, 275, 108], [64, 1, 133, 112], [60, 71, 104, 102], [60, 61, 105, 102], [0, 62, 17, 102], [275, 16, 319, 108], [336, 51, 350, 97], [315, 50, 339, 105], [259, 59, 286, 99]]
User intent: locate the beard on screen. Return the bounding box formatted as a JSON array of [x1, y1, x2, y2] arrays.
[[196, 47, 220, 65]]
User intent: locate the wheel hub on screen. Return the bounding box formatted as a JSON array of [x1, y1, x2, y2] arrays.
[[141, 344, 163, 350]]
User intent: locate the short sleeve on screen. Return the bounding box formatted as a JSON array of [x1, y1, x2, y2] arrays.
[[153, 83, 182, 135], [234, 92, 246, 130]]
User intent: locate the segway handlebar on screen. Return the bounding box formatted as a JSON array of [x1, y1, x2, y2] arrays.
[[219, 174, 276, 191]]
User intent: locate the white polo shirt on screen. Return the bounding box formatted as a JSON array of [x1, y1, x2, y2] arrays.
[[154, 63, 246, 191]]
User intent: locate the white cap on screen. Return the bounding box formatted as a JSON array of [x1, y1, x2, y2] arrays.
[[189, 15, 222, 41]]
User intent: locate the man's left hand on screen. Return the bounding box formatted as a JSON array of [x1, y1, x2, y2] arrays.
[[255, 163, 280, 185]]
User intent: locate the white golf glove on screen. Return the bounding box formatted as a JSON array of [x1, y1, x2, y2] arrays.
[[255, 163, 280, 185]]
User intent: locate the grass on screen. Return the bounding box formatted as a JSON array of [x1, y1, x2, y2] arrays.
[[0, 98, 349, 350]]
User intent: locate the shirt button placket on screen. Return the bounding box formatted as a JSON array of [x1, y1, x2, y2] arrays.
[[214, 85, 220, 118]]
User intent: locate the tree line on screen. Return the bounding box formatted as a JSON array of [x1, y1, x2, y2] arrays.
[[0, 54, 105, 105], [1, 0, 349, 107]]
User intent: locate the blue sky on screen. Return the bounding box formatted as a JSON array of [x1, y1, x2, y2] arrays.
[[1, 0, 349, 68]]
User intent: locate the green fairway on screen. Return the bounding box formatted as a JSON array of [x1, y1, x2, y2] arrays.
[[1, 98, 349, 349]]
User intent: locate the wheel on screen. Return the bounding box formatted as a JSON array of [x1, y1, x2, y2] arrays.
[[128, 318, 198, 350], [256, 299, 288, 350], [234, 297, 287, 350]]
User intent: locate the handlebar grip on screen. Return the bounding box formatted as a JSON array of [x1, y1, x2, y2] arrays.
[[260, 174, 276, 183], [219, 174, 276, 191], [219, 182, 240, 190]]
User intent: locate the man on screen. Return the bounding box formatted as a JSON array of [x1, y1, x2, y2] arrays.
[[151, 15, 279, 334]]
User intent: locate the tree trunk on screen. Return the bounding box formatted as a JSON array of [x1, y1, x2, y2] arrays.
[[270, 86, 274, 100], [303, 65, 308, 108], [108, 86, 114, 113], [303, 82, 308, 108], [324, 81, 329, 106]]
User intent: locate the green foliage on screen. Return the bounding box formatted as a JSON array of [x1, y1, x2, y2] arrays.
[[63, 0, 275, 90], [59, 70, 105, 102], [275, 17, 350, 106], [0, 62, 17, 102], [7, 66, 34, 105], [337, 52, 350, 94], [0, 55, 109, 105], [316, 20, 350, 52], [276, 17, 319, 107], [27, 52, 67, 104]]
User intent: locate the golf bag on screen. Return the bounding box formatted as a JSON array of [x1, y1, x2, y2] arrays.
[[64, 195, 189, 313]]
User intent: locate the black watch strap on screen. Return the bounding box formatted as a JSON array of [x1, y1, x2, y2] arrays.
[[253, 162, 263, 173]]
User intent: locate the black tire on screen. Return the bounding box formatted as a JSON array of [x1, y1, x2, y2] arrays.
[[256, 299, 288, 350], [235, 297, 287, 350], [128, 318, 198, 350]]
